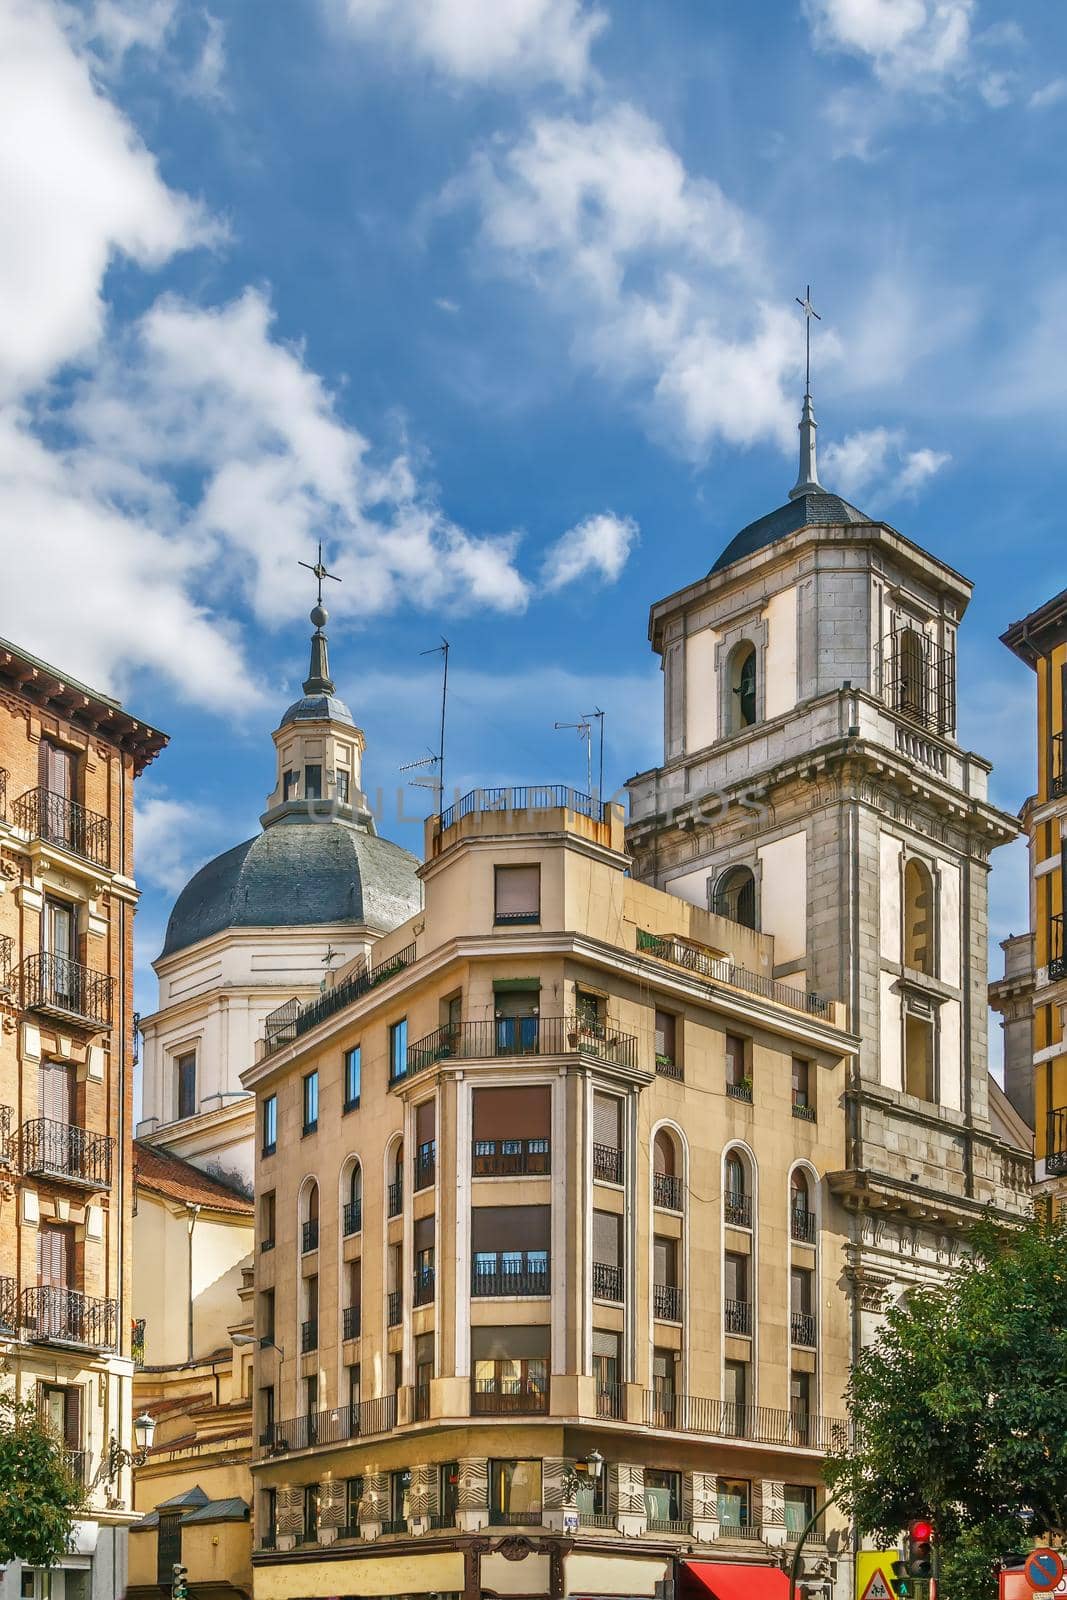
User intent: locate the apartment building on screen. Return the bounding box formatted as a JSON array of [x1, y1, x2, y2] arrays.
[[0, 635, 166, 1600], [1000, 586, 1067, 1204], [244, 790, 857, 1600]]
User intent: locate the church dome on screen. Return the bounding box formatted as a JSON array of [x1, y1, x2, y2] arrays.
[[160, 816, 421, 959], [710, 490, 872, 575], [279, 690, 356, 728]]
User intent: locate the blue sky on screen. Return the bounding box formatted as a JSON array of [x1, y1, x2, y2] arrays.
[[1, 0, 1064, 1048]]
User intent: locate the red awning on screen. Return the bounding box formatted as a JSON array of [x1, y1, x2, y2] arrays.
[[682, 1560, 791, 1600]]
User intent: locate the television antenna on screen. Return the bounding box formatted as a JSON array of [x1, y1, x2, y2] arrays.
[[401, 638, 450, 818], [553, 717, 592, 799], [582, 706, 605, 808]]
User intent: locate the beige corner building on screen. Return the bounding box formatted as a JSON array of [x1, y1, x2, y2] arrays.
[[0, 635, 166, 1600], [245, 790, 858, 1600]]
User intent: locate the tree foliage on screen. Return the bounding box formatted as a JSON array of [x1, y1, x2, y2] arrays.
[[826, 1213, 1067, 1597], [0, 1389, 86, 1568]]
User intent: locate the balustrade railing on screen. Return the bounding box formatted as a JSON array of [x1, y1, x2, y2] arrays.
[[592, 1262, 623, 1302], [21, 1286, 117, 1349], [471, 1379, 549, 1415], [413, 1266, 435, 1306], [414, 1142, 436, 1190], [1051, 913, 1066, 984], [13, 788, 111, 869], [593, 1143, 623, 1183], [387, 1291, 402, 1326], [20, 1119, 113, 1187], [405, 1015, 638, 1077], [342, 1305, 361, 1340], [724, 1189, 752, 1228], [1053, 732, 1066, 798], [0, 1103, 13, 1165], [387, 1180, 402, 1217], [791, 1310, 817, 1347], [472, 1255, 548, 1297], [653, 1283, 681, 1321], [343, 1199, 362, 1235], [0, 933, 13, 990], [300, 1319, 317, 1353], [439, 784, 602, 833], [0, 1275, 17, 1332], [724, 1298, 751, 1336], [261, 942, 418, 1056], [20, 954, 113, 1029], [790, 1206, 817, 1244], [301, 1218, 318, 1253], [264, 1393, 397, 1454], [653, 1171, 682, 1211], [642, 1390, 847, 1450], [636, 929, 832, 1021], [471, 1137, 550, 1177], [596, 1382, 623, 1419], [489, 1508, 543, 1526]]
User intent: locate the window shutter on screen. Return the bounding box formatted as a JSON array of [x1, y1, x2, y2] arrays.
[[472, 1086, 550, 1139], [654, 1011, 675, 1058], [414, 1216, 435, 1253], [592, 1210, 621, 1267], [494, 865, 540, 917], [593, 1093, 621, 1146], [471, 1205, 549, 1252], [415, 1100, 435, 1142], [471, 1324, 549, 1360], [653, 1235, 675, 1286]]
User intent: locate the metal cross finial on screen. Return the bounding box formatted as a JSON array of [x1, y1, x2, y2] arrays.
[[795, 285, 821, 396], [298, 541, 342, 607]]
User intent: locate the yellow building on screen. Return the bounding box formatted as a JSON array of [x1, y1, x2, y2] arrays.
[[242, 792, 858, 1600], [1001, 587, 1067, 1202], [0, 633, 166, 1600]]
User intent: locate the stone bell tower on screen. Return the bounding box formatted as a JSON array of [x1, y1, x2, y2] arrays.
[[626, 381, 1030, 1341]]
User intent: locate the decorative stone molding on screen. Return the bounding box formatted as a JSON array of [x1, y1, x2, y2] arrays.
[[847, 1266, 894, 1312], [276, 1485, 304, 1538], [318, 1477, 344, 1529], [456, 1457, 489, 1533], [542, 1457, 572, 1511], [760, 1479, 786, 1548], [615, 1463, 645, 1538]]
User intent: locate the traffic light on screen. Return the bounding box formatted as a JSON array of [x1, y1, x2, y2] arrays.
[[905, 1519, 936, 1580], [889, 1559, 914, 1598], [171, 1563, 189, 1600]]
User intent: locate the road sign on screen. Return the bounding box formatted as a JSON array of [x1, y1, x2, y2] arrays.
[[1026, 1550, 1065, 1592], [859, 1571, 893, 1600]]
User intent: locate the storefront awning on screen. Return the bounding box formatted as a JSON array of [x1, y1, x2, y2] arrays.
[[681, 1561, 790, 1600]]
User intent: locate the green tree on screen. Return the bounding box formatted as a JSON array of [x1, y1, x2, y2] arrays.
[[0, 1389, 86, 1568], [826, 1212, 1067, 1598]]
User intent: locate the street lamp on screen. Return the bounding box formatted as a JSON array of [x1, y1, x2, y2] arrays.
[[93, 1410, 157, 1489], [232, 1332, 285, 1360], [560, 1453, 605, 1497]]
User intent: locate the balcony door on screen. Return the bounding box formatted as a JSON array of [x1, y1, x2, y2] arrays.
[[37, 1222, 75, 1339], [43, 897, 77, 1011], [40, 1061, 75, 1126]]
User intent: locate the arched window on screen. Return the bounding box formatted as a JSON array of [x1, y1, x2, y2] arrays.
[[724, 1151, 751, 1228], [302, 1180, 319, 1253], [790, 1170, 815, 1243], [727, 642, 758, 734], [653, 1129, 681, 1210], [653, 1131, 676, 1176], [897, 627, 927, 722], [387, 1141, 403, 1217], [343, 1161, 362, 1235], [903, 857, 934, 975], [713, 866, 757, 930]]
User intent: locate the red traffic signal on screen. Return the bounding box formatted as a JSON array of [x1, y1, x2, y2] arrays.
[[910, 1519, 933, 1544], [906, 1520, 936, 1580]]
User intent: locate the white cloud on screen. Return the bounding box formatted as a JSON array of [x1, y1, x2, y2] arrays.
[[332, 0, 606, 90], [541, 512, 638, 591], [134, 788, 225, 895], [822, 425, 950, 502], [804, 0, 974, 91], [1029, 77, 1067, 111], [68, 0, 180, 63], [0, 0, 214, 399], [447, 105, 804, 459]]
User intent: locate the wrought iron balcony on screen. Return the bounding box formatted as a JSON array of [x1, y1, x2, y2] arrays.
[[1046, 1106, 1067, 1175], [414, 1265, 435, 1306], [20, 1119, 113, 1188], [405, 1015, 639, 1078], [64, 1448, 90, 1486], [263, 1394, 397, 1454], [471, 1137, 550, 1177], [724, 1189, 752, 1228], [22, 1286, 117, 1349], [343, 1199, 362, 1235], [387, 1290, 402, 1325], [597, 1382, 623, 1419], [881, 625, 956, 736], [414, 1141, 436, 1190], [0, 1274, 17, 1333], [472, 1254, 549, 1298], [636, 928, 833, 1021], [489, 1508, 543, 1527], [791, 1310, 817, 1347], [593, 1143, 623, 1184], [725, 1298, 752, 1336], [301, 1218, 318, 1253], [342, 1304, 361, 1340], [387, 1180, 402, 1217], [1053, 732, 1066, 799], [726, 1079, 753, 1104], [262, 942, 418, 1056], [592, 1262, 623, 1302], [21, 953, 113, 1030], [0, 766, 5, 820], [471, 1378, 549, 1415], [792, 1099, 817, 1123], [300, 1318, 317, 1353], [13, 788, 111, 869], [653, 1283, 681, 1322], [1050, 913, 1065, 984], [653, 1171, 682, 1211], [642, 1389, 847, 1451], [791, 1206, 817, 1244]]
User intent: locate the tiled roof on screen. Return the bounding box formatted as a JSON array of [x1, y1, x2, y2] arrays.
[[134, 1141, 254, 1214], [710, 490, 873, 574], [181, 1497, 250, 1524]]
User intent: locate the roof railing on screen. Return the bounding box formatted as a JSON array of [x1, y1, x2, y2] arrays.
[[262, 943, 418, 1056], [636, 929, 832, 1020], [439, 784, 603, 834]]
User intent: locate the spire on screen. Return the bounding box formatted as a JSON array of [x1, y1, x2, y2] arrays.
[[298, 541, 341, 693], [789, 285, 824, 500]]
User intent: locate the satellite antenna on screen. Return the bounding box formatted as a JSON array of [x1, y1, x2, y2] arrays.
[[554, 717, 593, 799]]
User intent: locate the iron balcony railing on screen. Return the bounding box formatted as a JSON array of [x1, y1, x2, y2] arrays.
[[724, 1298, 752, 1336], [653, 1171, 682, 1210], [0, 1275, 17, 1332], [1046, 1106, 1067, 1175], [791, 1311, 817, 1347], [655, 1055, 683, 1080], [472, 1254, 549, 1298], [489, 1508, 543, 1527], [0, 1103, 13, 1165], [642, 1390, 847, 1451], [597, 1382, 623, 1419], [653, 1283, 681, 1321], [724, 1189, 752, 1228], [648, 1517, 689, 1534], [300, 1319, 317, 1353], [406, 1015, 638, 1079], [387, 1180, 402, 1217], [471, 1379, 549, 1416], [342, 1304, 361, 1340], [301, 1219, 318, 1253], [593, 1143, 623, 1184], [718, 1522, 761, 1540], [881, 625, 956, 736], [1053, 732, 1066, 799], [343, 1199, 362, 1235], [429, 1512, 456, 1530], [792, 1099, 817, 1123], [64, 1448, 90, 1486], [414, 1265, 435, 1306], [387, 1291, 402, 1326], [20, 1119, 113, 1187], [1050, 914, 1066, 985], [472, 1137, 550, 1177], [380, 1518, 407, 1535], [20, 954, 113, 1030], [439, 783, 603, 833], [0, 933, 13, 990], [636, 929, 832, 1021], [592, 1262, 623, 1302], [580, 1511, 615, 1529], [264, 1393, 397, 1454], [22, 1286, 117, 1350], [726, 1080, 753, 1104], [791, 1206, 817, 1244], [414, 1141, 436, 1190], [13, 788, 111, 869], [262, 942, 418, 1056]]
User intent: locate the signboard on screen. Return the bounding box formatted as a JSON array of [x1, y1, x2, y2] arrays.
[[1026, 1551, 1066, 1592], [857, 1551, 901, 1600]]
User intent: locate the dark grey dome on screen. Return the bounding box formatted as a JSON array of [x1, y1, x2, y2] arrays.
[[160, 817, 421, 959], [279, 691, 356, 728], [711, 490, 872, 575]]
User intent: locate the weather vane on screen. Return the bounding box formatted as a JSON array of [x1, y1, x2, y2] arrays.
[[795, 285, 821, 397], [298, 541, 342, 608]]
